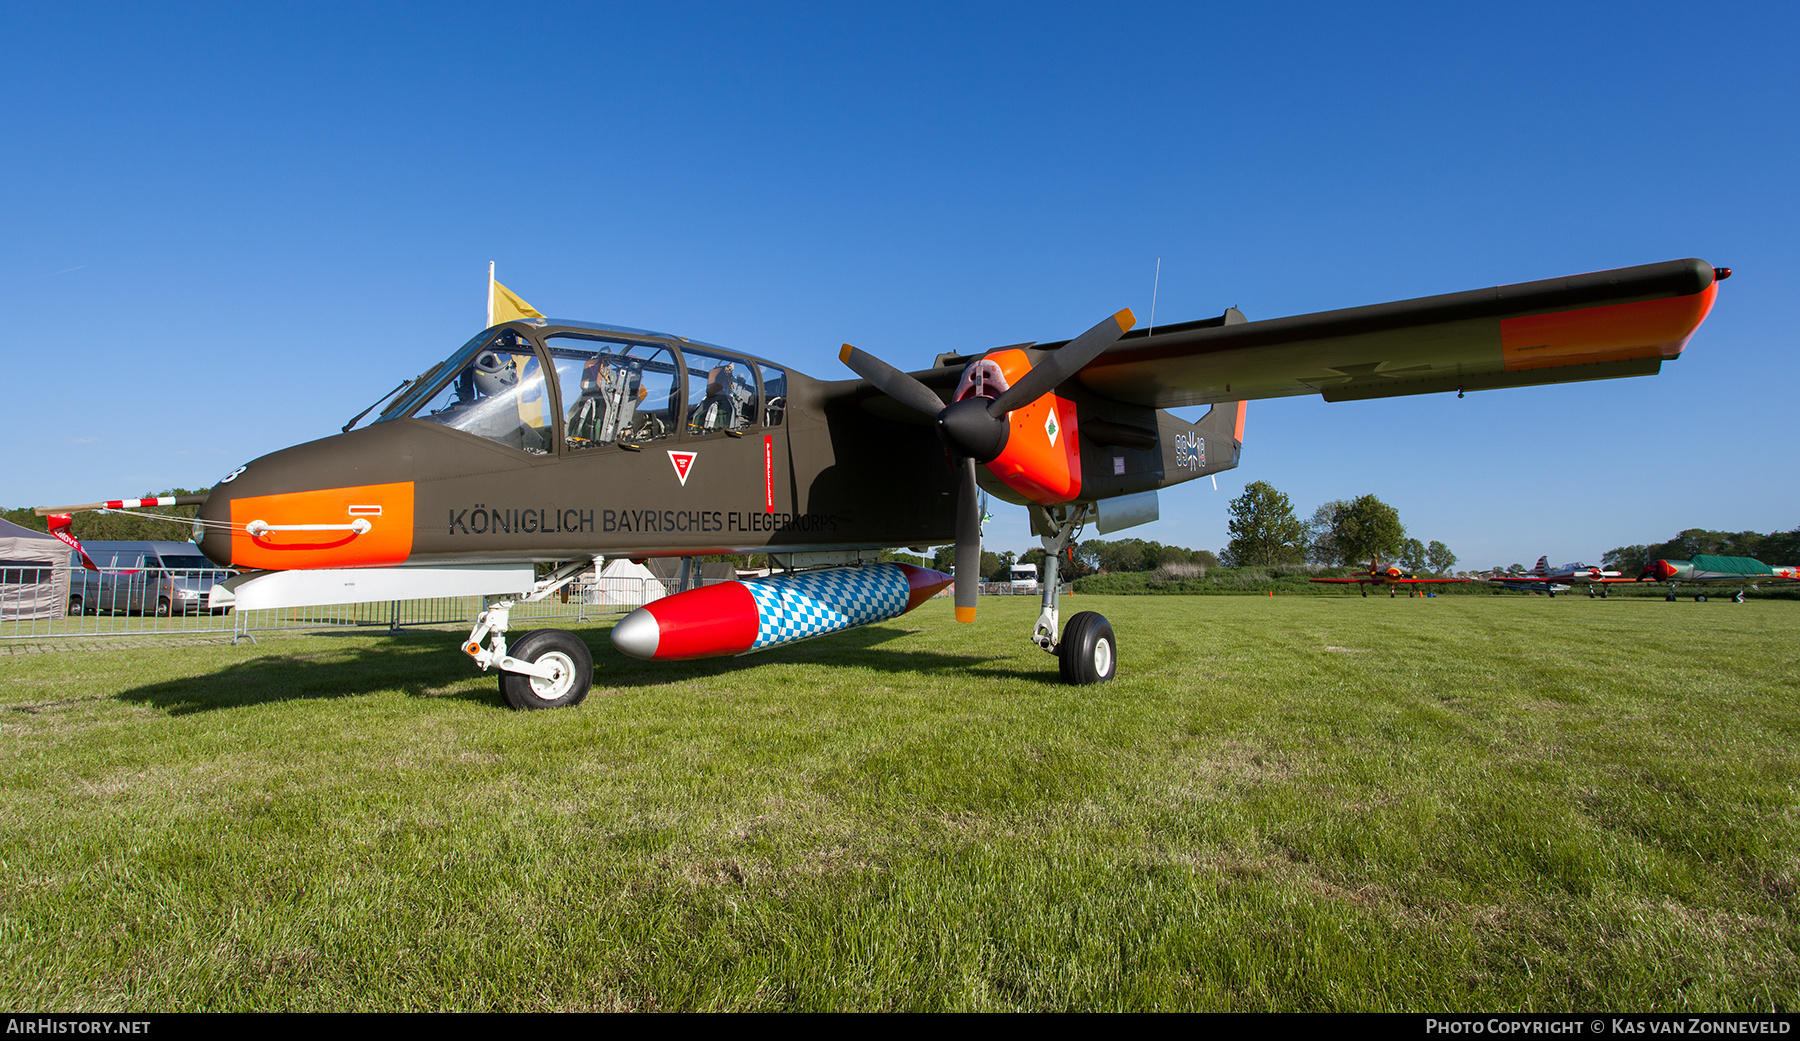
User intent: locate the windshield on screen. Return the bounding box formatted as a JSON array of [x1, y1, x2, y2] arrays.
[[379, 329, 552, 453], [160, 555, 227, 570], [376, 328, 496, 423]]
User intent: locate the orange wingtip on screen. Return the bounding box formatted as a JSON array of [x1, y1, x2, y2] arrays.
[[1113, 308, 1136, 331], [955, 606, 977, 623], [839, 344, 855, 363]]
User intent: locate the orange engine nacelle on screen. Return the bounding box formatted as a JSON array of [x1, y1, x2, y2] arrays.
[[955, 348, 1082, 505]]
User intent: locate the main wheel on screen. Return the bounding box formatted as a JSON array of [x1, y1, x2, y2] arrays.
[[1058, 611, 1116, 685], [1695, 594, 1708, 603], [498, 629, 594, 710]]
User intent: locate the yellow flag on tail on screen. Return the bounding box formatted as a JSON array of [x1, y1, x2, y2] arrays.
[[489, 279, 543, 325]]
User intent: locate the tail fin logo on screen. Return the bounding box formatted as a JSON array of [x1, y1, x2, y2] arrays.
[[1174, 431, 1204, 470]]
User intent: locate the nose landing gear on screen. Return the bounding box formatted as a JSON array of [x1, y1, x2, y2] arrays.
[[1030, 504, 1117, 685]]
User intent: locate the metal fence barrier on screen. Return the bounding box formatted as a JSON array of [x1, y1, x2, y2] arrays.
[[2, 565, 1036, 644], [0, 566, 670, 642]]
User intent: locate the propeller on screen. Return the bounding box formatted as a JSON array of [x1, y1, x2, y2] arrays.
[[839, 307, 1135, 620]]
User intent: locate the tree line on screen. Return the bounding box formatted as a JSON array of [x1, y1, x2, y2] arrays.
[[1601, 527, 1800, 575], [1, 489, 209, 542], [1224, 481, 1458, 573]]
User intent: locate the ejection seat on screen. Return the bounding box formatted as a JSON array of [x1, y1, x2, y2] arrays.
[[690, 364, 742, 433]]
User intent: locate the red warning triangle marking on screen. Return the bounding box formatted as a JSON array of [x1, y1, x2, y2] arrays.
[[668, 450, 696, 486]]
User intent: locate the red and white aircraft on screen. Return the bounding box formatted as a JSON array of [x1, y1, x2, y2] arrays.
[[1310, 560, 1468, 598], [1487, 556, 1629, 598]]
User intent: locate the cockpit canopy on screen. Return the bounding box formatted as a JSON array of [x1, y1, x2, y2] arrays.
[[367, 323, 786, 454]]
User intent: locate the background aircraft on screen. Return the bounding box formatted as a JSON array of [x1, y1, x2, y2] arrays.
[[1638, 555, 1800, 602], [1487, 556, 1628, 597], [1310, 560, 1469, 598], [40, 258, 1726, 707]]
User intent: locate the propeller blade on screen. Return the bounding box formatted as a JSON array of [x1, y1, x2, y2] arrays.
[[954, 456, 981, 622], [839, 344, 946, 418], [987, 308, 1135, 417]]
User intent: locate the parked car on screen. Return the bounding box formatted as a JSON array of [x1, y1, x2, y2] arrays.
[[67, 541, 237, 616]]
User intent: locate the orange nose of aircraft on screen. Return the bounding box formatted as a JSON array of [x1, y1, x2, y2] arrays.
[[197, 428, 418, 571]]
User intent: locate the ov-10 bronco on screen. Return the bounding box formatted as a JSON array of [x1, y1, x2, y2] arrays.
[[39, 258, 1728, 708]]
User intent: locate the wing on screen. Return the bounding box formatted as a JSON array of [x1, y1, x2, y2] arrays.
[[1392, 577, 1469, 583], [1068, 259, 1721, 408]]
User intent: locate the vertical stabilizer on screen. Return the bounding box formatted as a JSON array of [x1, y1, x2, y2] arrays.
[[1196, 400, 1246, 448]]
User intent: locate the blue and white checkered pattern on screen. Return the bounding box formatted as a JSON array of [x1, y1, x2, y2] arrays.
[[743, 563, 911, 652]]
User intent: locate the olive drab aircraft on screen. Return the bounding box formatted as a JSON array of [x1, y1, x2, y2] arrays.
[[38, 257, 1728, 709]]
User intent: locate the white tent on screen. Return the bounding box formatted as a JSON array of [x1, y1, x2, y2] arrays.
[[0, 518, 71, 620], [588, 558, 667, 607]]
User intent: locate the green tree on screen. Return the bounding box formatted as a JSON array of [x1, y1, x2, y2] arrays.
[[1426, 540, 1457, 575], [3, 488, 211, 541], [1761, 527, 1800, 564], [1398, 537, 1428, 572], [930, 546, 1000, 578], [1224, 481, 1308, 566], [1603, 544, 1649, 575], [1305, 502, 1342, 564], [1323, 494, 1406, 567]]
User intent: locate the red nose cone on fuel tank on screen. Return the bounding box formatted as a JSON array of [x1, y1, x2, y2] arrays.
[[897, 563, 955, 611], [611, 581, 759, 661]]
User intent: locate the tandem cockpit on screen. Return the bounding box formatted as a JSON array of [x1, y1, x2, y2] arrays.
[[352, 322, 788, 454]]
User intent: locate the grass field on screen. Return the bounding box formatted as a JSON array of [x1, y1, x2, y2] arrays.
[[2, 595, 1795, 1011]]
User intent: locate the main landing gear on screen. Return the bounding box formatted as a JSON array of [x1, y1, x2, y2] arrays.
[[1031, 504, 1117, 685], [465, 559, 596, 710]]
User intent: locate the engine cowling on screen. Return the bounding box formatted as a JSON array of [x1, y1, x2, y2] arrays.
[[955, 348, 1082, 505]]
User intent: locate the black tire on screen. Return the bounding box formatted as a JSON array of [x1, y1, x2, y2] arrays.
[[1058, 611, 1116, 685], [156, 597, 170, 617], [68, 595, 83, 616], [1695, 594, 1708, 603], [498, 629, 594, 710]]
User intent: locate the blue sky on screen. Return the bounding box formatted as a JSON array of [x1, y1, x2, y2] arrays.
[[5, 2, 1794, 568]]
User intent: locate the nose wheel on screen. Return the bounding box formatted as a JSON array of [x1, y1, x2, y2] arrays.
[[463, 559, 598, 710], [498, 629, 594, 710], [1057, 611, 1116, 684], [1030, 503, 1118, 685]]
